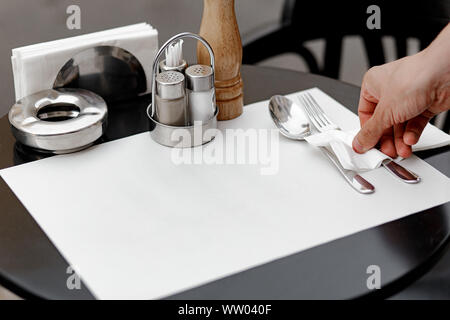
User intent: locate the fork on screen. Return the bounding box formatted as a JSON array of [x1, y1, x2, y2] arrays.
[[290, 95, 375, 194], [299, 92, 420, 184]]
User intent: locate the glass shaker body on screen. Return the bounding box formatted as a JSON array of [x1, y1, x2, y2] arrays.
[[185, 65, 216, 125], [187, 89, 215, 124], [154, 95, 187, 126]]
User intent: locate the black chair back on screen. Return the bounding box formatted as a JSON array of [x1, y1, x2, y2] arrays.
[[244, 0, 449, 78], [243, 0, 450, 131]]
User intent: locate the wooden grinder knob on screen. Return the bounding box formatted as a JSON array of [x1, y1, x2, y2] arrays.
[[197, 0, 244, 121]]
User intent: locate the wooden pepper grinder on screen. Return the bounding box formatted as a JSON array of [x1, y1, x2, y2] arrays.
[[197, 0, 243, 120]]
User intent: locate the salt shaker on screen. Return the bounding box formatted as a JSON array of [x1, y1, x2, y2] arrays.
[[154, 71, 187, 126], [185, 64, 215, 124]]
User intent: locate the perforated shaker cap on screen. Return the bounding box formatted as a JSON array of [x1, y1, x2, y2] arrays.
[[156, 71, 185, 99], [185, 65, 214, 91]]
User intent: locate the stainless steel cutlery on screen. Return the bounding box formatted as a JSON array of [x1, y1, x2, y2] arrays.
[[269, 95, 375, 194], [298, 92, 420, 184]]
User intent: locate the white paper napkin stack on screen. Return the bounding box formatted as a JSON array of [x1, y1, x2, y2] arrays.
[[11, 23, 158, 101], [300, 88, 450, 172]]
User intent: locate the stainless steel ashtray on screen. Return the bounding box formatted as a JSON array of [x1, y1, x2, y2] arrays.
[[8, 88, 108, 154]]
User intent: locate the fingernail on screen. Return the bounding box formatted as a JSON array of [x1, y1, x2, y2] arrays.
[[352, 136, 364, 153]]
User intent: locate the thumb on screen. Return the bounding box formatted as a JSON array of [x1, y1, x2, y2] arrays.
[[352, 102, 391, 153]]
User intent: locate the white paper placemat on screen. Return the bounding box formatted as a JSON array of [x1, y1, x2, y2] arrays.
[[1, 88, 450, 299]]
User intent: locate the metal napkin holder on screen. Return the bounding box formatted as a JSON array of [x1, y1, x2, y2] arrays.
[[9, 44, 147, 155], [146, 32, 218, 148]]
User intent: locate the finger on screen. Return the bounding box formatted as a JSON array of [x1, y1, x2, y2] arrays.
[[353, 100, 392, 154], [394, 123, 412, 158], [379, 128, 397, 158], [358, 90, 378, 127], [403, 113, 432, 146]]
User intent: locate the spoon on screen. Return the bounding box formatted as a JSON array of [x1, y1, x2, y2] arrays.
[[269, 95, 375, 194]]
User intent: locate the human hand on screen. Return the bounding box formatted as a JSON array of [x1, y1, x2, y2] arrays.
[[352, 25, 450, 158]]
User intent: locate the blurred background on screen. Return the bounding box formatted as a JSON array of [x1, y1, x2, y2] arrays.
[[0, 0, 423, 118]]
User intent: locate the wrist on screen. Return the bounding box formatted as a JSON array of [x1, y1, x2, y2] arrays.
[[420, 25, 450, 105]]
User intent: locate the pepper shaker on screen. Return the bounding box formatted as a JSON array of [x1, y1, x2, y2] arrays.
[[197, 0, 243, 121], [154, 71, 187, 126]]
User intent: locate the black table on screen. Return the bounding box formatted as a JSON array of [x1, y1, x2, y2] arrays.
[[1, 65, 449, 299]]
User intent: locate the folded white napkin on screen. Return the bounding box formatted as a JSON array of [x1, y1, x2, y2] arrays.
[[298, 88, 450, 172], [11, 23, 158, 101]]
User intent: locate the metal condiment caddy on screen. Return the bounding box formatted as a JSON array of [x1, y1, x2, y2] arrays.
[[146, 32, 218, 148]]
